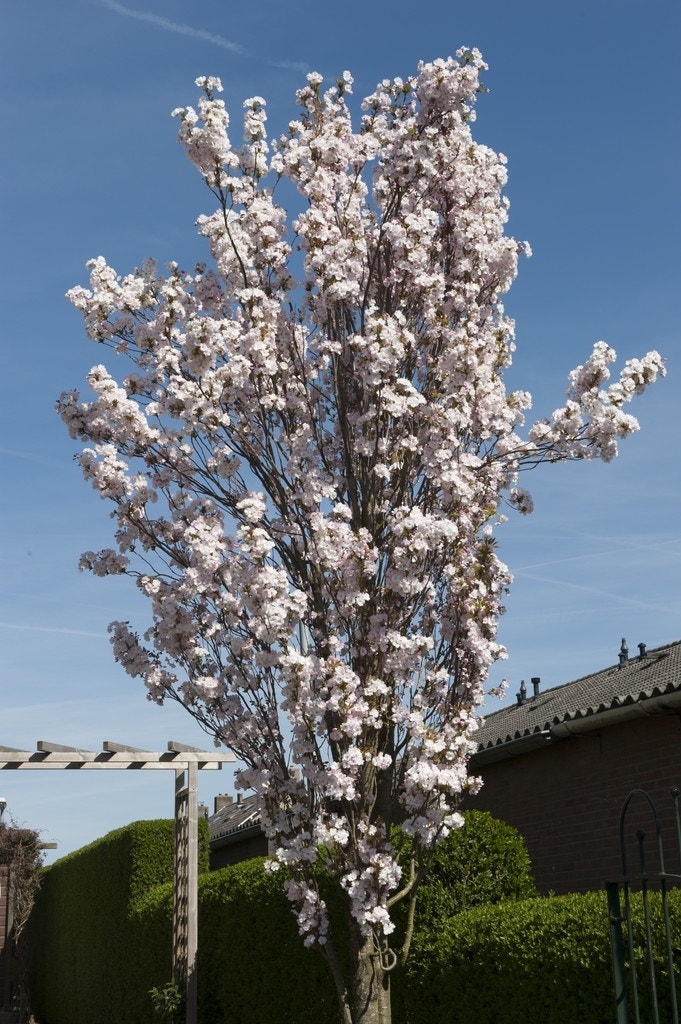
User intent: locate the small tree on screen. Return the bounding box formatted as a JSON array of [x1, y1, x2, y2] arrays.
[[58, 50, 663, 1024], [0, 819, 43, 1021]]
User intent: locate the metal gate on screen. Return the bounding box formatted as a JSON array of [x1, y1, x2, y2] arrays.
[[607, 787, 681, 1023]]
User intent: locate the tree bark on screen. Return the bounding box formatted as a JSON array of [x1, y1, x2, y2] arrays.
[[350, 930, 392, 1024]]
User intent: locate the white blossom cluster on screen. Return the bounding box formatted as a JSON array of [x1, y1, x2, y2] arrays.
[[58, 52, 663, 951]]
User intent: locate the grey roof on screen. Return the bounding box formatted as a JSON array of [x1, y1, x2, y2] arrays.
[[209, 794, 261, 845], [472, 639, 681, 766]]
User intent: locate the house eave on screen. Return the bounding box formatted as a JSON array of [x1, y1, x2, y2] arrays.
[[549, 689, 681, 738], [210, 822, 263, 849], [471, 689, 681, 769]]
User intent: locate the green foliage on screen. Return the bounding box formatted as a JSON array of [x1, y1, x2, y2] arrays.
[[192, 814, 535, 1024], [29, 811, 539, 1024], [28, 819, 209, 1024], [132, 856, 342, 1024], [149, 979, 184, 1024], [402, 889, 681, 1024], [30, 821, 137, 1024], [197, 858, 339, 1024], [390, 811, 537, 1022], [413, 810, 537, 930], [36, 812, 678, 1024]]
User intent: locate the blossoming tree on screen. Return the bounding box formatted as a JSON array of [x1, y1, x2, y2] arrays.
[[58, 50, 663, 1024]]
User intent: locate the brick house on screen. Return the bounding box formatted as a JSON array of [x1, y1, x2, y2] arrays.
[[469, 638, 681, 894]]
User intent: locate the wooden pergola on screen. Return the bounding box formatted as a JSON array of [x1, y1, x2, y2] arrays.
[[0, 740, 235, 1024]]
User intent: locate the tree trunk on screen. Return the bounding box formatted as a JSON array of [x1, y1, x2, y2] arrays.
[[350, 930, 392, 1024]]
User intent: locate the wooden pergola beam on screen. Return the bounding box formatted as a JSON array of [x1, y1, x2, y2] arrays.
[[0, 742, 230, 771]]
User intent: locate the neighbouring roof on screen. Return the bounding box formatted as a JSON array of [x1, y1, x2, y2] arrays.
[[472, 639, 681, 767], [209, 794, 261, 847]]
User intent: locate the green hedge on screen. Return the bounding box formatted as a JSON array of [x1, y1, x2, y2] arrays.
[[29, 819, 208, 1024], [188, 812, 537, 1024], [131, 858, 340, 1024], [405, 809, 537, 931], [403, 889, 681, 1024], [201, 859, 338, 1023], [28, 811, 535, 1024], [42, 813, 677, 1024]]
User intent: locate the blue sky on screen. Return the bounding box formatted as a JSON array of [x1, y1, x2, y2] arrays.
[[1, 0, 679, 862]]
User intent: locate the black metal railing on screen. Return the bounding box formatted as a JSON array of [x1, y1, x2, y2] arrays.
[[607, 788, 681, 1023]]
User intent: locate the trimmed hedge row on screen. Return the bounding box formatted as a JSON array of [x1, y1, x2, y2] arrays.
[[29, 819, 208, 1024], [402, 888, 681, 1024], [32, 812, 677, 1024], [29, 811, 534, 1023], [134, 858, 339, 1024], [135, 814, 536, 1024]]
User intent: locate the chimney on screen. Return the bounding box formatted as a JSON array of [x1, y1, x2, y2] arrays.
[[198, 803, 209, 820], [618, 638, 629, 669], [214, 794, 233, 813], [531, 677, 540, 698], [638, 642, 647, 660], [516, 680, 527, 706]]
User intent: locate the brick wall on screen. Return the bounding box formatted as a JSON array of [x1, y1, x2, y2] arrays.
[[468, 713, 681, 894], [210, 831, 268, 870]]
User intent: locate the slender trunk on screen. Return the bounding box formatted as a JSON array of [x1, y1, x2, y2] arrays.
[[349, 929, 392, 1024]]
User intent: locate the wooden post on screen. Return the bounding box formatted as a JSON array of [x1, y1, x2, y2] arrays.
[[173, 763, 199, 1024], [186, 761, 198, 1024]]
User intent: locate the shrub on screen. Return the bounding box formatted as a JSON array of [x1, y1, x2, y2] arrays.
[[196, 858, 339, 1024], [403, 888, 681, 1024], [43, 813, 642, 1024], [30, 810, 534, 1024], [412, 809, 537, 930], [149, 979, 184, 1024]]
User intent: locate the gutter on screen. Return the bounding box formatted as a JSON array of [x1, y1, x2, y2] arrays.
[[549, 689, 681, 739], [470, 729, 552, 768]]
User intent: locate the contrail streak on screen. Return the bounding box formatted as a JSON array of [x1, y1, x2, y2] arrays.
[[98, 0, 248, 54], [0, 622, 106, 638]]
